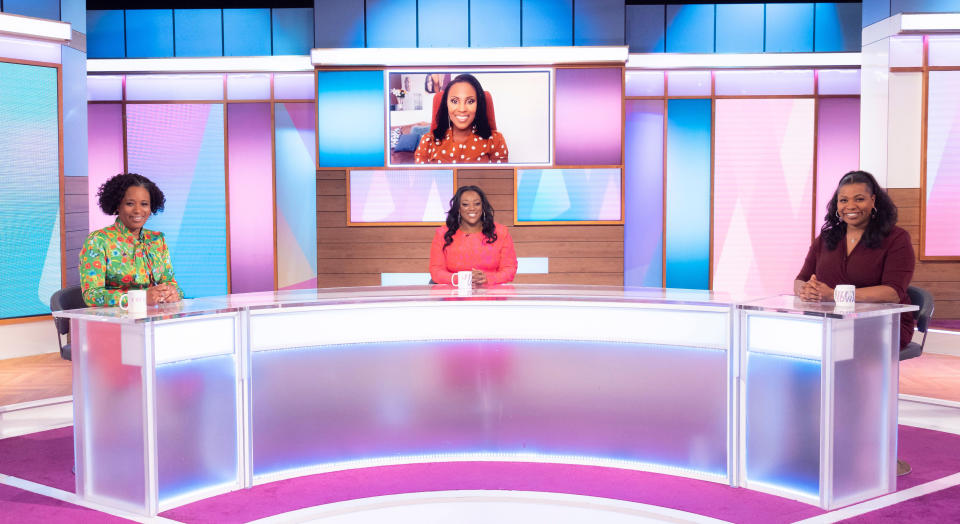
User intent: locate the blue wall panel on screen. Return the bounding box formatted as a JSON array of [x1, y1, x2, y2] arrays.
[[625, 100, 665, 288], [317, 71, 385, 167], [522, 0, 573, 46], [765, 3, 814, 52], [87, 10, 125, 58], [62, 47, 87, 179], [574, 0, 625, 46], [625, 5, 665, 53], [418, 0, 468, 48], [3, 0, 59, 21], [665, 99, 711, 290], [314, 0, 365, 48], [366, 0, 417, 47], [666, 4, 714, 53], [716, 4, 763, 53], [470, 0, 520, 47], [223, 9, 271, 56], [125, 9, 174, 58], [273, 8, 314, 55], [174, 9, 223, 57], [891, 0, 960, 17], [815, 3, 862, 52], [861, 0, 890, 27], [61, 0, 86, 33]]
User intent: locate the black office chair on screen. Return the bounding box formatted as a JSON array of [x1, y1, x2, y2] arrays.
[[901, 286, 934, 361], [49, 285, 85, 361]]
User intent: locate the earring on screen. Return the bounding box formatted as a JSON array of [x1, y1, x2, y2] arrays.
[[836, 210, 841, 220], [871, 208, 877, 218]]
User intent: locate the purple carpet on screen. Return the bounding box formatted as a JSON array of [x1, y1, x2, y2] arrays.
[[1, 425, 959, 523], [929, 319, 960, 331]]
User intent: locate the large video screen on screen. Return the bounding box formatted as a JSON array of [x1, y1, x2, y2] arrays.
[[386, 70, 551, 167]]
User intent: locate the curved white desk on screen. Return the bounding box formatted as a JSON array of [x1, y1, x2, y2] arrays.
[[55, 285, 915, 515]]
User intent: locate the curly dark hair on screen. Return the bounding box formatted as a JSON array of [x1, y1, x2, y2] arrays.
[[431, 74, 492, 141], [821, 170, 898, 251], [96, 173, 166, 216], [443, 185, 497, 250]]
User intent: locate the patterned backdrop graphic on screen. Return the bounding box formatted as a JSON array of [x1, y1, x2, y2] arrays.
[[925, 71, 960, 257], [125, 104, 228, 299], [0, 62, 60, 318], [516, 169, 622, 222], [349, 170, 453, 223], [713, 98, 814, 298], [275, 102, 318, 290]]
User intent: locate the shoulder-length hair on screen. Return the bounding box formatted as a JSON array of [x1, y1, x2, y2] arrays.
[[96, 173, 166, 216], [443, 185, 497, 249], [431, 74, 492, 141], [821, 170, 898, 250]]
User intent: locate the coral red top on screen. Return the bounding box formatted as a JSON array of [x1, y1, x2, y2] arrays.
[[429, 223, 518, 286]]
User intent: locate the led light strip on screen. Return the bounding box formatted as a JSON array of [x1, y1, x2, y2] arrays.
[[626, 52, 860, 69], [312, 46, 629, 66], [0, 12, 71, 43], [899, 13, 960, 33], [88, 55, 314, 73]]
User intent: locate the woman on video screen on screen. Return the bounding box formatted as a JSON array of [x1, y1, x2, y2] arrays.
[[414, 74, 508, 164]]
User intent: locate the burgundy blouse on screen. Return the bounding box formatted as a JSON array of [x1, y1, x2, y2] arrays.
[[796, 226, 916, 348]]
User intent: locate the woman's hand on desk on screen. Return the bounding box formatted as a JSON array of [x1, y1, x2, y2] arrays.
[[797, 274, 834, 302], [471, 269, 487, 288], [147, 283, 180, 305]]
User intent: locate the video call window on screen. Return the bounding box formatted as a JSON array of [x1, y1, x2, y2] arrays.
[[386, 69, 552, 167]]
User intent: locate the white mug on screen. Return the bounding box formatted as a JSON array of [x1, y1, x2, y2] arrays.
[[451, 270, 473, 294], [120, 289, 148, 315], [834, 285, 856, 307]]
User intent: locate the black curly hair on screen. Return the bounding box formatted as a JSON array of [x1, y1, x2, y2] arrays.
[[96, 173, 166, 216], [431, 74, 492, 142], [821, 170, 898, 251], [443, 185, 497, 250]]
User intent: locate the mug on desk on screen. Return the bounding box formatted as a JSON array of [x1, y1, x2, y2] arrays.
[[120, 289, 148, 315], [451, 270, 473, 294], [834, 285, 856, 308]]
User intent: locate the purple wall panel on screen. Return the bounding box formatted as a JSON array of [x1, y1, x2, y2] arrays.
[[227, 103, 275, 293], [624, 100, 664, 287], [555, 68, 622, 166], [816, 98, 860, 233], [87, 103, 125, 231]]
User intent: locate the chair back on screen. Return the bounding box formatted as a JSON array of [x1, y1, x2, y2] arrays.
[[430, 90, 497, 133], [49, 285, 85, 335], [907, 286, 934, 333]]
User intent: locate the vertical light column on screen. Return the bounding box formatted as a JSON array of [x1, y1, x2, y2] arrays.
[[87, 103, 125, 231], [227, 103, 275, 293], [624, 100, 664, 287], [924, 70, 960, 257], [275, 102, 317, 290], [665, 99, 711, 289], [816, 98, 861, 231], [316, 70, 384, 167]]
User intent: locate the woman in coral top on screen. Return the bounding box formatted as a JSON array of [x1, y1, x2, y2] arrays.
[[414, 74, 508, 164], [429, 185, 517, 287]]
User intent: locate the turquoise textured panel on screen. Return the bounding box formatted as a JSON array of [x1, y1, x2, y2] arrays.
[[665, 99, 711, 290], [126, 9, 174, 58], [314, 0, 365, 48], [625, 5, 665, 53], [574, 0, 625, 46], [87, 10, 125, 58], [815, 3, 862, 52], [223, 9, 271, 56], [317, 70, 385, 167], [418, 0, 468, 47], [470, 0, 520, 47], [174, 10, 223, 57], [716, 4, 763, 53], [765, 3, 814, 53], [522, 0, 573, 46], [272, 8, 314, 55], [666, 4, 714, 53], [366, 0, 417, 47]]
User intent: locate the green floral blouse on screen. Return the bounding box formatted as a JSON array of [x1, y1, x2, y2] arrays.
[[78, 220, 184, 307]]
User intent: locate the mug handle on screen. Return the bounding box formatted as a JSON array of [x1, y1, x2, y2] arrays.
[[451, 273, 458, 286], [119, 293, 129, 311]]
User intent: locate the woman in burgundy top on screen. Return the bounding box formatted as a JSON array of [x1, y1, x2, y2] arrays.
[[794, 170, 916, 349], [429, 185, 517, 287]]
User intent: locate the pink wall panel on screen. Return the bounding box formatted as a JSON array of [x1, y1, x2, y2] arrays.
[[713, 99, 815, 297], [87, 103, 124, 231], [925, 71, 960, 256], [816, 98, 860, 233], [227, 103, 275, 292]]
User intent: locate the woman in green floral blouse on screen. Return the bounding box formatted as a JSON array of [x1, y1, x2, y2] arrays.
[[79, 173, 183, 307]]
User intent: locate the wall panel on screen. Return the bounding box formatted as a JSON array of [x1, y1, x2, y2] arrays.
[[87, 10, 125, 59], [314, 0, 365, 48], [87, 103, 124, 232], [924, 71, 960, 257], [418, 0, 468, 48], [574, 0, 625, 46], [272, 8, 314, 55], [522, 0, 573, 46], [665, 4, 714, 53], [624, 100, 664, 288], [174, 9, 223, 57], [223, 9, 271, 56], [816, 98, 860, 233], [625, 5, 665, 53], [715, 4, 763, 54], [765, 3, 814, 53], [317, 70, 384, 168], [366, 0, 417, 48], [470, 0, 520, 47], [555, 68, 622, 166], [125, 9, 174, 58], [276, 102, 317, 290]]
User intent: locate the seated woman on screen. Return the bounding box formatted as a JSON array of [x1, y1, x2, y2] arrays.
[[795, 171, 916, 348], [430, 185, 517, 287], [414, 74, 508, 164], [79, 173, 183, 307]]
